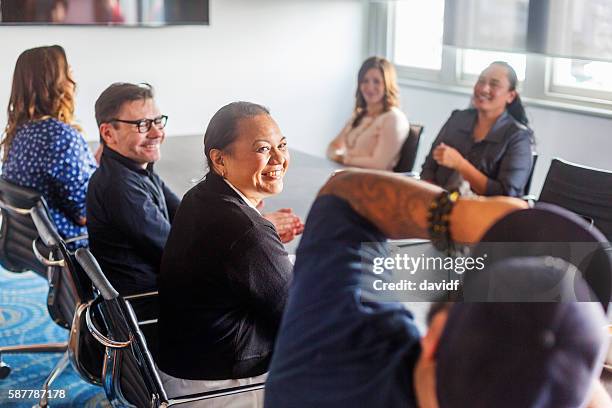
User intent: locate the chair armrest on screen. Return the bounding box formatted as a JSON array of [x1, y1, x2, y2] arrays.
[[167, 382, 265, 406], [32, 238, 65, 267], [399, 172, 420, 179], [124, 291, 159, 301], [521, 195, 537, 208], [65, 234, 88, 244], [84, 300, 132, 349]]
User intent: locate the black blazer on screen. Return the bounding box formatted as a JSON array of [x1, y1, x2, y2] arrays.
[[157, 171, 293, 380]]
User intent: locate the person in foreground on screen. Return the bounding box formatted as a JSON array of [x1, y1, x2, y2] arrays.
[[1, 45, 97, 247], [327, 56, 409, 170], [421, 61, 534, 196], [264, 168, 610, 408], [157, 102, 302, 407]]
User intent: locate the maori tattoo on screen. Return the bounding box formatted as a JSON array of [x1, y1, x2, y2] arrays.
[[319, 169, 443, 239]]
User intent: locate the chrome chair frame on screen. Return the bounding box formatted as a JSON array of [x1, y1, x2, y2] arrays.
[[77, 249, 265, 408], [0, 179, 103, 407]]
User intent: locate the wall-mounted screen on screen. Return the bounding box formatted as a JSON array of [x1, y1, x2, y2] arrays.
[[0, 0, 209, 26]]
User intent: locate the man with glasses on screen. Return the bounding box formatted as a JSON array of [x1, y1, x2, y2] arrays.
[[87, 82, 179, 310]]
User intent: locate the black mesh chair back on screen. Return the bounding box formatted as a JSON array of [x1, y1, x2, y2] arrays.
[[524, 152, 538, 196], [77, 248, 265, 408], [539, 158, 612, 241], [0, 177, 48, 276], [393, 124, 424, 173]]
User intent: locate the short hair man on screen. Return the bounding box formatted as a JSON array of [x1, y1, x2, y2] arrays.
[[264, 169, 610, 408], [87, 83, 179, 299]]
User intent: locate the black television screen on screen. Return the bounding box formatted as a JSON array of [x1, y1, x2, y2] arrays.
[[0, 0, 209, 26]]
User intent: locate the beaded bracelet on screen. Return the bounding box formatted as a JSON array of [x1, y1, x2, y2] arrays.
[[427, 190, 460, 256]]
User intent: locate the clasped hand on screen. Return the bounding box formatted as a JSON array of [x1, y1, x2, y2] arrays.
[[262, 207, 305, 243], [432, 143, 465, 170]]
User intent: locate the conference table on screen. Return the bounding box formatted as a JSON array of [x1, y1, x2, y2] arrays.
[[145, 139, 612, 394]]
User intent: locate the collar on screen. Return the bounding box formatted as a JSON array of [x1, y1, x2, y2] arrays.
[[223, 178, 261, 214], [102, 146, 154, 174], [456, 109, 512, 144]]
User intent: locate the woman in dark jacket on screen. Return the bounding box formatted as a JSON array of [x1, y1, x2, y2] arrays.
[[421, 61, 534, 197], [157, 102, 301, 406]]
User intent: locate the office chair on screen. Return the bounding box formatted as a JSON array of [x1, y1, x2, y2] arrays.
[[0, 179, 104, 407], [473, 202, 612, 311], [76, 248, 265, 408], [0, 178, 88, 276], [524, 152, 538, 196], [393, 124, 424, 173], [538, 158, 612, 241], [0, 178, 50, 277]]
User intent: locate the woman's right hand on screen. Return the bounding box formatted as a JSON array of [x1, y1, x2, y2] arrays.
[[329, 149, 346, 164]]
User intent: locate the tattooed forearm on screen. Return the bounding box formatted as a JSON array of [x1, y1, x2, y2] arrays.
[[319, 169, 527, 242], [318, 169, 443, 239]]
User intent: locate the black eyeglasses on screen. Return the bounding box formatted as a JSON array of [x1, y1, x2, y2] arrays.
[[111, 115, 168, 133]]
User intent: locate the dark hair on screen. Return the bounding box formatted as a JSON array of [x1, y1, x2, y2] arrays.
[[490, 61, 529, 127], [352, 56, 400, 128], [203, 101, 270, 173], [94, 82, 154, 143], [2, 44, 78, 161], [95, 82, 154, 126]]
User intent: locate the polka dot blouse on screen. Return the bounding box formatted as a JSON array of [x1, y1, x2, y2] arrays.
[[2, 118, 97, 246]]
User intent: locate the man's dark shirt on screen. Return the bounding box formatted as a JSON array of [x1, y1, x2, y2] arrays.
[[265, 195, 421, 408], [421, 109, 533, 197], [86, 147, 180, 295]]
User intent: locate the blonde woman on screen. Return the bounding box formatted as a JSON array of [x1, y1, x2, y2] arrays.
[[1, 45, 97, 246], [327, 56, 409, 170]]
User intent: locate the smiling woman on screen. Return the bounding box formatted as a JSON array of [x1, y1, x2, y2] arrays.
[[420, 61, 535, 197], [210, 113, 289, 205], [156, 102, 300, 406], [327, 56, 410, 170]]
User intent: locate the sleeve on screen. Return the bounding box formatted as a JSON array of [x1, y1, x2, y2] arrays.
[[420, 115, 455, 181], [161, 181, 181, 223], [226, 225, 293, 329], [47, 127, 98, 224], [109, 178, 172, 265], [484, 129, 534, 197], [291, 195, 387, 301], [344, 110, 410, 170]]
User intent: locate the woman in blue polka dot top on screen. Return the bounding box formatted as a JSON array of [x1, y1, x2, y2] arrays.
[[1, 45, 97, 247]]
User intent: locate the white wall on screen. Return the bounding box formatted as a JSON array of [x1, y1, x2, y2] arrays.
[[401, 85, 612, 195], [0, 0, 365, 156]]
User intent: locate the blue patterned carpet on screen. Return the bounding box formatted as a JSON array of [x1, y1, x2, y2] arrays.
[[0, 268, 110, 407]]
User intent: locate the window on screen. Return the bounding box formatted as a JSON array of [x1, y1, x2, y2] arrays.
[[459, 49, 526, 83], [551, 58, 612, 99], [382, 0, 612, 114], [392, 0, 445, 71], [545, 0, 612, 102]]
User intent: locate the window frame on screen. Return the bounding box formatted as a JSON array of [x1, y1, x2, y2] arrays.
[[376, 1, 612, 118]]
